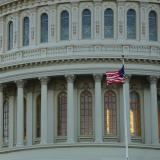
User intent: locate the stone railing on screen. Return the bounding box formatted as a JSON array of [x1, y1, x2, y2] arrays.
[[0, 44, 160, 68]]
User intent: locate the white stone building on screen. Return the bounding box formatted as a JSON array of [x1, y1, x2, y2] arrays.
[[0, 0, 160, 159]]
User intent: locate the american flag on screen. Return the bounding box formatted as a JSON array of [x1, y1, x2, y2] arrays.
[[106, 65, 125, 85]]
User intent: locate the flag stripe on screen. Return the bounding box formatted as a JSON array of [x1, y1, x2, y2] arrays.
[[106, 65, 125, 85]]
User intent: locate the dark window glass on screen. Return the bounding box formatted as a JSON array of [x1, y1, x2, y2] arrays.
[[23, 17, 29, 46], [36, 95, 41, 138], [57, 92, 67, 136], [24, 98, 27, 139], [158, 94, 160, 139], [82, 9, 91, 39], [104, 91, 117, 136], [60, 11, 69, 40], [8, 21, 13, 50], [130, 91, 141, 138], [127, 9, 136, 39], [3, 100, 9, 144], [104, 9, 114, 38], [149, 11, 157, 41], [41, 13, 48, 43], [80, 90, 93, 136]]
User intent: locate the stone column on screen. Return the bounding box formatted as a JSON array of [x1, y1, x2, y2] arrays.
[[0, 85, 3, 147], [94, 74, 103, 143], [122, 76, 131, 143], [9, 90, 15, 148], [150, 76, 159, 145], [66, 75, 75, 143], [26, 89, 33, 146], [16, 80, 25, 147], [40, 77, 49, 145]]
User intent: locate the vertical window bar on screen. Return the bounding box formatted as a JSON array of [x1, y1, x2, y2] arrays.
[[23, 17, 29, 46], [41, 13, 48, 43], [127, 9, 136, 39], [104, 9, 114, 38], [82, 9, 91, 39], [149, 11, 157, 41], [57, 92, 67, 136], [8, 21, 13, 50], [60, 11, 69, 40]]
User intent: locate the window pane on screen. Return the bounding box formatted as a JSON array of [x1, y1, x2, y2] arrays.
[[57, 92, 67, 136], [3, 100, 9, 145], [104, 9, 114, 38], [60, 11, 69, 40], [82, 9, 91, 39], [158, 94, 160, 139], [127, 9, 136, 39], [41, 13, 48, 43], [8, 21, 13, 50], [23, 17, 29, 46], [130, 91, 141, 138], [36, 95, 41, 138], [80, 91, 92, 136], [104, 91, 117, 136], [149, 11, 157, 41]]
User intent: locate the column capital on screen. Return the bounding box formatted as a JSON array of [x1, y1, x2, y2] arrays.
[[16, 80, 25, 88], [65, 74, 75, 83], [93, 74, 102, 82], [39, 77, 49, 85], [149, 75, 158, 84]]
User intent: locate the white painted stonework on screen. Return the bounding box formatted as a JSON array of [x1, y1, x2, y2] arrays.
[[0, 0, 160, 160]]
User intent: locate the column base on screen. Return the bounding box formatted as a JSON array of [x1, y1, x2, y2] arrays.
[[16, 143, 24, 148]]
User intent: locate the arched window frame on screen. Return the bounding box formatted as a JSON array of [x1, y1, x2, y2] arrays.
[[23, 16, 30, 46], [104, 8, 114, 38], [60, 10, 69, 40], [57, 92, 67, 137], [3, 100, 9, 145], [130, 91, 142, 139], [127, 9, 136, 39], [8, 21, 13, 50], [104, 90, 117, 138], [149, 10, 157, 41], [40, 13, 48, 43], [82, 9, 92, 39], [79, 90, 93, 137]]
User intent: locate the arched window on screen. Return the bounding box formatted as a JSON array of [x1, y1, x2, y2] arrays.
[[24, 98, 27, 139], [60, 10, 69, 40], [127, 9, 136, 39], [57, 92, 67, 136], [104, 91, 117, 136], [149, 11, 157, 41], [130, 91, 141, 138], [104, 9, 114, 38], [158, 94, 160, 139], [3, 100, 9, 144], [80, 90, 93, 136], [8, 21, 13, 50], [23, 17, 29, 46], [41, 13, 48, 43], [82, 9, 91, 39], [36, 95, 41, 138]]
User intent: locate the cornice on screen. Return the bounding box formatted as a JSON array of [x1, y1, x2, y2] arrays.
[[0, 0, 160, 17]]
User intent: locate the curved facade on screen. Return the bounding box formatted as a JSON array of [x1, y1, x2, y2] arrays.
[[0, 0, 160, 160]]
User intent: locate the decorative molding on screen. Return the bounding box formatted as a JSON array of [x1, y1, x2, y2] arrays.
[[93, 74, 102, 82], [65, 74, 75, 83], [39, 77, 49, 85]]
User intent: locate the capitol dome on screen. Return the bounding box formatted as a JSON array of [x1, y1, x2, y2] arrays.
[[0, 0, 160, 160]]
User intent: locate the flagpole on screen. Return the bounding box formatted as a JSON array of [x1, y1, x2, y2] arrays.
[[122, 55, 129, 160]]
